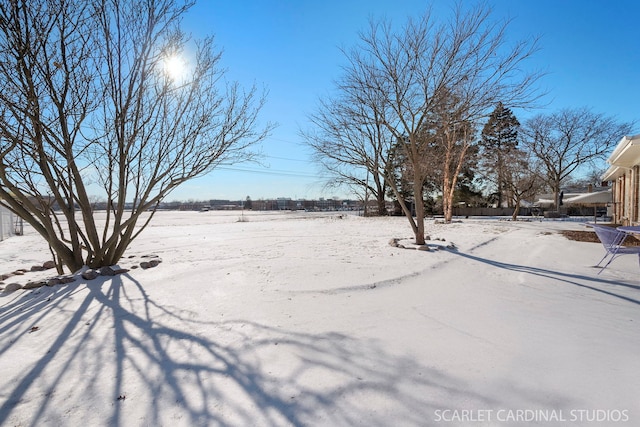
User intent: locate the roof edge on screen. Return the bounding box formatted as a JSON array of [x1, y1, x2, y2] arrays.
[[607, 134, 640, 165]]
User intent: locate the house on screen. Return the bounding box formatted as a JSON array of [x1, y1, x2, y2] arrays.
[[602, 134, 640, 225]]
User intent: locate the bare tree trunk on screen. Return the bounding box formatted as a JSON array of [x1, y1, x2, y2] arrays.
[[412, 181, 426, 245], [373, 173, 388, 216], [386, 177, 420, 239], [512, 203, 521, 221], [442, 167, 453, 223], [553, 180, 561, 212], [442, 130, 471, 223], [376, 197, 387, 216]]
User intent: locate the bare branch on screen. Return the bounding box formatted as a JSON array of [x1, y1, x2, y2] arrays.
[[0, 0, 271, 270]]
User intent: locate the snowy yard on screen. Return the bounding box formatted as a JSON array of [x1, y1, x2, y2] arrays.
[[1, 211, 638, 426]]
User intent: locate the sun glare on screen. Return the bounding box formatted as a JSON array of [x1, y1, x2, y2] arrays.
[[164, 55, 185, 81]]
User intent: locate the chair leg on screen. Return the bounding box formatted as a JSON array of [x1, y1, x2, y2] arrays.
[[595, 252, 610, 267], [598, 256, 616, 275], [598, 251, 622, 275]]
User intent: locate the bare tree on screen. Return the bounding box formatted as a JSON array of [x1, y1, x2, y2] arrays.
[[422, 89, 479, 223], [521, 107, 632, 210], [303, 95, 393, 216], [501, 149, 545, 220], [0, 0, 272, 272], [326, 3, 542, 244]]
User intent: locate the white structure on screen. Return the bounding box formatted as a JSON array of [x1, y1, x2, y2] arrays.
[[602, 134, 640, 225], [0, 203, 18, 241]]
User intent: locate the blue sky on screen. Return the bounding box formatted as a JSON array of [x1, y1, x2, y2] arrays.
[[168, 0, 639, 202]]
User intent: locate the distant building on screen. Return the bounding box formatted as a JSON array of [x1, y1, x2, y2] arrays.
[[142, 198, 366, 212], [276, 198, 293, 210]]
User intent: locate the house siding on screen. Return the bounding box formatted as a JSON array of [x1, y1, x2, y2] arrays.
[[604, 135, 640, 225]]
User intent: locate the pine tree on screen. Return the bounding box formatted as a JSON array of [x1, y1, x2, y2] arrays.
[[479, 102, 520, 207]]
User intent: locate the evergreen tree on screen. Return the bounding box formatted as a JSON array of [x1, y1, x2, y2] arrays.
[[479, 102, 520, 207]]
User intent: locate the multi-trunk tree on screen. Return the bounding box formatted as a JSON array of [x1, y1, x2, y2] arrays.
[[309, 4, 542, 243], [0, 0, 271, 272]]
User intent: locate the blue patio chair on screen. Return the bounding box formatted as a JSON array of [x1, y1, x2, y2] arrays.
[[584, 223, 640, 274]]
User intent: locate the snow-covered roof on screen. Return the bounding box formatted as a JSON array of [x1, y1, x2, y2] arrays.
[[602, 134, 640, 181], [563, 189, 611, 205]]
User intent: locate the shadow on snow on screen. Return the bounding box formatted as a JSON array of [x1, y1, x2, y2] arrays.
[[1, 274, 498, 427], [5, 236, 628, 425], [451, 251, 640, 306]]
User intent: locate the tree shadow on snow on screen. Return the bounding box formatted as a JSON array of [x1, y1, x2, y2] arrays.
[[0, 273, 540, 427], [452, 251, 640, 306]]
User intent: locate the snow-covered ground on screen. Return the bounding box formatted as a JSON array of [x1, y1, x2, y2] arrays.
[[1, 211, 638, 426]]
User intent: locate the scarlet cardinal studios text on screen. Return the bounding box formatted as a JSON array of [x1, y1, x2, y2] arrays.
[[433, 409, 630, 423]]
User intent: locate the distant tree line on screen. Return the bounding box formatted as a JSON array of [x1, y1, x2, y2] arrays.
[[87, 197, 361, 212]]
